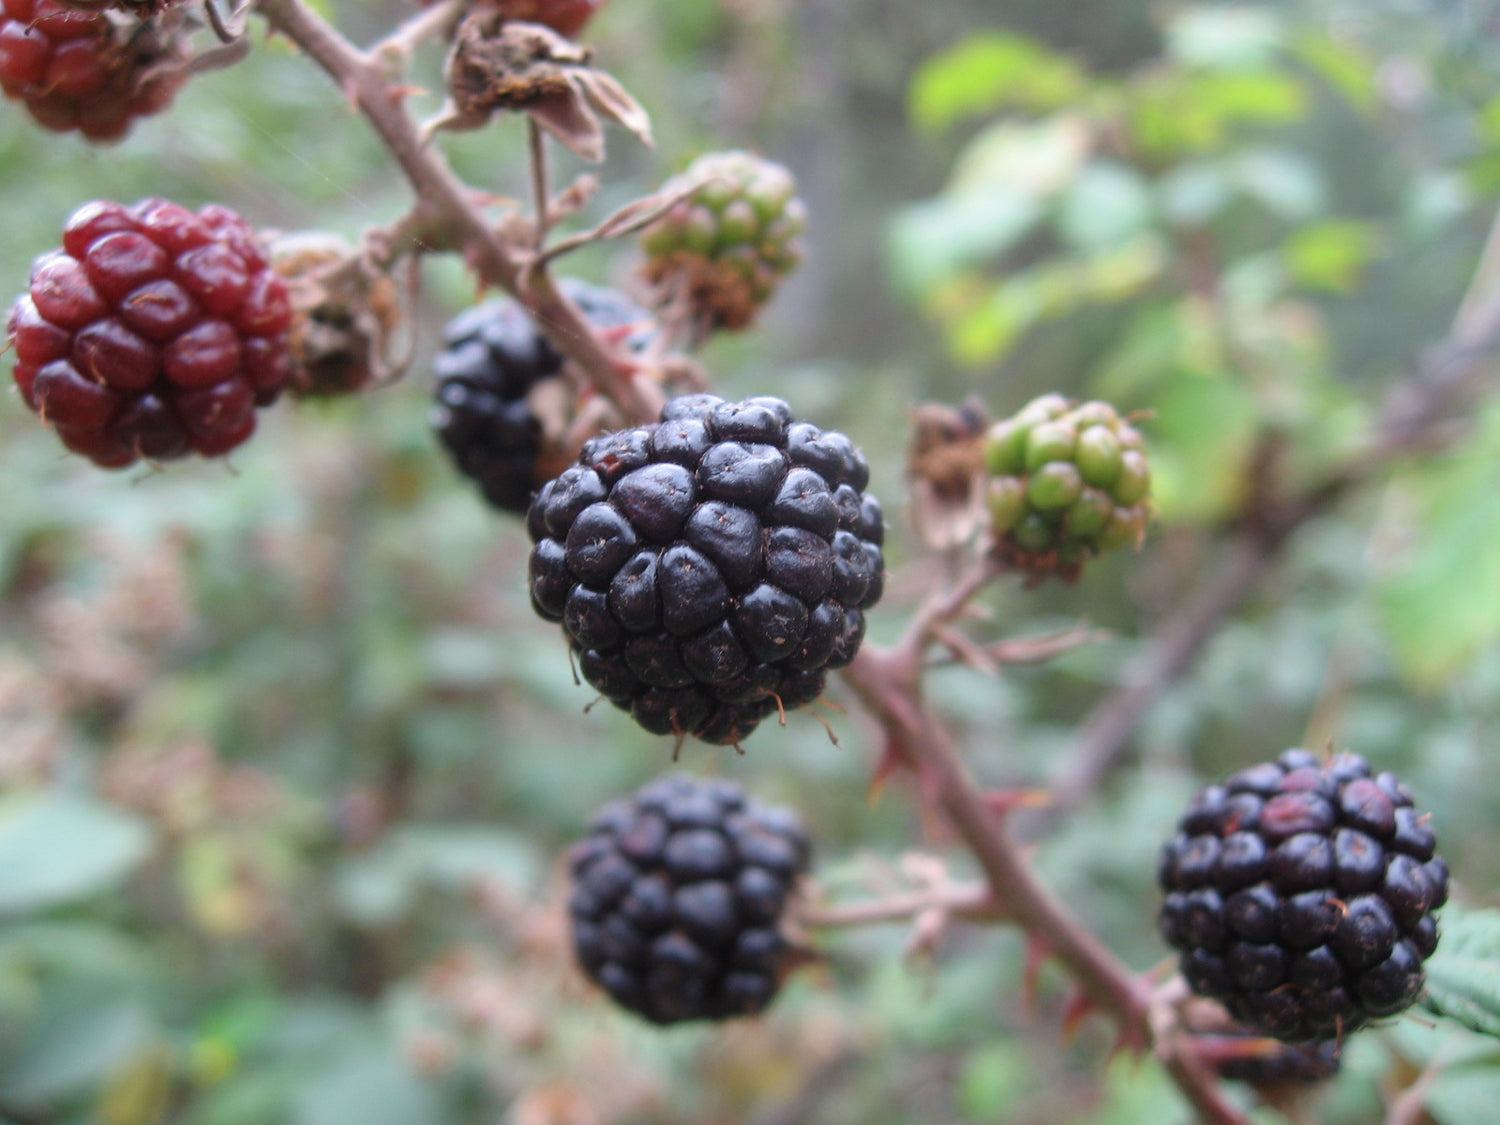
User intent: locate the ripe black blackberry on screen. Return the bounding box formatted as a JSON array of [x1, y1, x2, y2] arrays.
[[431, 279, 654, 514], [568, 773, 811, 1025], [1212, 1033, 1340, 1086], [526, 393, 885, 745], [1159, 749, 1450, 1043]]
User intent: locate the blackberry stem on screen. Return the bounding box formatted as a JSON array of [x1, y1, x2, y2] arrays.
[[252, 0, 663, 425], [840, 560, 1253, 1125]]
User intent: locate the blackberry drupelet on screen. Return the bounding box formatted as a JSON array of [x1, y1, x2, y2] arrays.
[[527, 393, 885, 745], [568, 773, 811, 1024], [1159, 749, 1449, 1043], [432, 279, 654, 514], [7, 198, 294, 467], [1213, 1033, 1341, 1086]]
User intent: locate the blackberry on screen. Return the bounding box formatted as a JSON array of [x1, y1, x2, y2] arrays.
[[983, 394, 1151, 583], [0, 0, 189, 142], [1213, 1033, 1341, 1086], [527, 393, 884, 745], [639, 150, 806, 333], [1159, 749, 1449, 1043], [568, 773, 811, 1024], [7, 198, 294, 468], [432, 279, 654, 514]]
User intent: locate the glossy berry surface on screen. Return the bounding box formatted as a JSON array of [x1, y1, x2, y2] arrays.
[[7, 198, 294, 468], [1159, 749, 1449, 1043], [1212, 1032, 1341, 1086], [432, 279, 654, 514], [569, 773, 810, 1025], [0, 0, 186, 141], [527, 394, 885, 745]]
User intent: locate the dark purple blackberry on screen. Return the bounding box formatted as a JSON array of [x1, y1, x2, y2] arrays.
[[431, 279, 655, 514], [1159, 749, 1449, 1043], [527, 394, 885, 745], [1212, 1033, 1341, 1086], [568, 773, 811, 1025]]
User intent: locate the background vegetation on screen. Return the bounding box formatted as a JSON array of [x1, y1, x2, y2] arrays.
[[2, 0, 1499, 1122]]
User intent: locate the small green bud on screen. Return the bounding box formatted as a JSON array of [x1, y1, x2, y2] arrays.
[[1113, 449, 1151, 505], [986, 475, 1028, 532], [984, 420, 1028, 475], [1024, 421, 1077, 472], [1070, 400, 1120, 430], [1075, 425, 1122, 488], [1027, 461, 1084, 510], [1013, 512, 1057, 553], [1098, 505, 1147, 551], [718, 199, 760, 249], [1065, 487, 1113, 538]]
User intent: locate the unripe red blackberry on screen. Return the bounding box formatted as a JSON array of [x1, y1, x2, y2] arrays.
[[432, 279, 655, 514], [983, 394, 1151, 583], [7, 198, 294, 468], [527, 394, 884, 745], [639, 150, 806, 333], [568, 773, 811, 1025], [1159, 749, 1449, 1043], [0, 0, 189, 142]]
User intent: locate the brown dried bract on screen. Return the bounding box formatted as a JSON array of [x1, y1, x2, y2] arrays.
[[906, 399, 989, 552], [436, 13, 651, 161]]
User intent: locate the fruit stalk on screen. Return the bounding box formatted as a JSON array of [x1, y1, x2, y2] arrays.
[[253, 0, 662, 424]]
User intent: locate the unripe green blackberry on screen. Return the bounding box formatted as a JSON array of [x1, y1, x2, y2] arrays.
[[1159, 749, 1449, 1044], [568, 773, 811, 1025], [639, 150, 806, 332], [982, 394, 1150, 583]]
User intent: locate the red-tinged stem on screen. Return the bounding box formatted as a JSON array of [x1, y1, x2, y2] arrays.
[[252, 0, 662, 425]]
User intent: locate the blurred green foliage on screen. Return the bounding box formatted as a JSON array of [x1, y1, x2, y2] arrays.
[[2, 1, 1500, 1124]]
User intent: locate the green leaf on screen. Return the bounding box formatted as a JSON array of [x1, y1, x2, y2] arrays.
[[293, 1045, 441, 1125], [0, 997, 153, 1107], [1056, 162, 1154, 250], [1166, 5, 1283, 70], [0, 793, 154, 916], [909, 33, 1086, 133], [1379, 405, 1500, 688], [890, 192, 1043, 296], [335, 824, 543, 926], [1420, 908, 1500, 1039], [1148, 370, 1259, 522], [1291, 32, 1379, 112], [956, 1040, 1028, 1121], [1283, 219, 1382, 293]]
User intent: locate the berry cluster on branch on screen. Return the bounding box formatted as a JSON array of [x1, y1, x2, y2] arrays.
[[4, 3, 1485, 1124]]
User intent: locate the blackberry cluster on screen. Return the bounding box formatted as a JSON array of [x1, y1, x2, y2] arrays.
[[527, 394, 884, 745], [568, 773, 811, 1024], [0, 0, 188, 141], [432, 279, 654, 514], [639, 150, 806, 332], [7, 198, 294, 468], [983, 394, 1150, 583], [1159, 749, 1449, 1043]]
